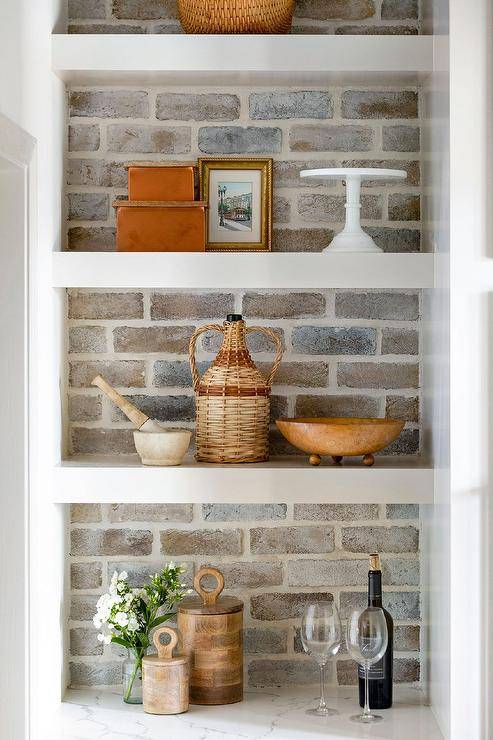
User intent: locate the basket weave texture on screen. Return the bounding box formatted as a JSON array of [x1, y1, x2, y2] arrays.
[[178, 0, 295, 33], [189, 319, 283, 463]]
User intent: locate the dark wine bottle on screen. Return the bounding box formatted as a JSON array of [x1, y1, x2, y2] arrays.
[[358, 553, 393, 709]]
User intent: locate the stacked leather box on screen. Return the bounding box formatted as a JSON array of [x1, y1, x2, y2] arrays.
[[114, 163, 206, 252]]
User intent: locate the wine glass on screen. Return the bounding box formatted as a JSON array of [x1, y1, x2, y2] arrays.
[[301, 601, 342, 716], [346, 607, 388, 723]]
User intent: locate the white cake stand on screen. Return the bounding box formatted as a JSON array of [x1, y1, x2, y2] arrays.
[[300, 167, 407, 253]]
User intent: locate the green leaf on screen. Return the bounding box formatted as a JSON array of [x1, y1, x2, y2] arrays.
[[111, 636, 131, 648], [150, 614, 172, 630]]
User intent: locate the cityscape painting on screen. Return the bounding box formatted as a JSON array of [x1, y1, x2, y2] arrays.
[[217, 181, 253, 232]]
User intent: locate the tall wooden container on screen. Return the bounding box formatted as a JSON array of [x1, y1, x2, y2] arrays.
[[177, 567, 243, 705], [142, 626, 189, 715]]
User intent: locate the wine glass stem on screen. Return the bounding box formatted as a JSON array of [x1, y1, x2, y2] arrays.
[[363, 663, 371, 716], [318, 663, 327, 710]]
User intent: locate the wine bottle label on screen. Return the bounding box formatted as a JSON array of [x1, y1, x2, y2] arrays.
[[358, 659, 385, 680]]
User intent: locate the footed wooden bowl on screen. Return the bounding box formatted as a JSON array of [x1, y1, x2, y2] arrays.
[[275, 417, 405, 466]]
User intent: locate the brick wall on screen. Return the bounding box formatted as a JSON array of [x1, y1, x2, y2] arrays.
[[69, 502, 421, 688], [67, 0, 422, 34], [66, 85, 421, 252]]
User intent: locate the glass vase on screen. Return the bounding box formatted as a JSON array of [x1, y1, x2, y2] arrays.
[[122, 652, 143, 704]]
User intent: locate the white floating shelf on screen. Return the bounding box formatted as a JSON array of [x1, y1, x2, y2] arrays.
[[52, 34, 434, 85], [53, 455, 433, 504], [52, 252, 434, 289]]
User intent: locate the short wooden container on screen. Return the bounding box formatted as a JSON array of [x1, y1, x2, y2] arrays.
[[114, 200, 206, 252], [142, 626, 189, 715], [178, 567, 243, 705], [127, 163, 196, 202]]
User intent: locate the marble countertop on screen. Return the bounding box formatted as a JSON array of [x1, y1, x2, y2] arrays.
[[61, 686, 443, 740]]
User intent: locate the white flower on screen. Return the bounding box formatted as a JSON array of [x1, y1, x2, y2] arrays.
[[97, 632, 105, 642], [119, 571, 128, 581], [114, 611, 129, 627], [104, 634, 112, 645], [128, 616, 139, 632], [93, 616, 102, 629]]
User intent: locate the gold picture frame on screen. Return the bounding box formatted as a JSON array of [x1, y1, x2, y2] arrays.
[[198, 158, 273, 252]]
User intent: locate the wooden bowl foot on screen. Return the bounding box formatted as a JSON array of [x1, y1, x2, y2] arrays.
[[363, 453, 375, 467], [309, 454, 322, 466], [332, 455, 343, 465]]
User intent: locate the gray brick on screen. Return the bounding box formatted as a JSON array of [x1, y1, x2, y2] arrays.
[[202, 503, 287, 521], [389, 194, 421, 221], [379, 428, 419, 455], [68, 226, 116, 251], [381, 0, 418, 19], [342, 91, 418, 119], [69, 124, 100, 152], [394, 656, 420, 682], [71, 528, 152, 556], [69, 360, 145, 388], [67, 159, 128, 187], [153, 360, 209, 388], [68, 291, 143, 319], [69, 22, 147, 32], [71, 428, 136, 454], [161, 529, 242, 556], [382, 328, 418, 355], [290, 124, 374, 152], [107, 561, 194, 588], [295, 0, 375, 20], [244, 628, 288, 654], [250, 592, 333, 620], [248, 659, 320, 687], [200, 561, 283, 588], [274, 195, 291, 224], [156, 93, 240, 121], [395, 625, 420, 651], [339, 590, 420, 619], [198, 126, 282, 154], [71, 594, 100, 621], [292, 326, 376, 355], [113, 0, 176, 18], [151, 22, 182, 32], [382, 557, 419, 586], [341, 525, 419, 552], [269, 429, 306, 456], [274, 160, 336, 188], [335, 24, 418, 34], [250, 525, 334, 555], [341, 159, 420, 186], [260, 361, 329, 387], [335, 291, 419, 320], [242, 292, 325, 319], [337, 362, 419, 388], [298, 193, 382, 222], [288, 558, 367, 587], [203, 327, 285, 354], [382, 125, 420, 152], [70, 90, 149, 118], [70, 627, 103, 656], [250, 92, 333, 120], [113, 325, 194, 353], [273, 228, 333, 252], [68, 193, 109, 221], [109, 503, 193, 522], [270, 394, 288, 420], [336, 659, 357, 685], [71, 504, 102, 523], [69, 326, 107, 354], [110, 394, 195, 422], [69, 0, 106, 18], [295, 394, 379, 417], [70, 662, 122, 687], [366, 227, 420, 252], [151, 292, 234, 320], [71, 562, 103, 590], [386, 395, 419, 422], [294, 503, 379, 520], [107, 124, 191, 153], [386, 503, 419, 519]]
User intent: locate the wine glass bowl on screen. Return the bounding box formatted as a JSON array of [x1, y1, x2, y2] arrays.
[[301, 601, 342, 717], [346, 607, 388, 723]]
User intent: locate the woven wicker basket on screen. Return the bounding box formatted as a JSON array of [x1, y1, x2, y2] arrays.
[[178, 0, 294, 34], [189, 316, 283, 463]]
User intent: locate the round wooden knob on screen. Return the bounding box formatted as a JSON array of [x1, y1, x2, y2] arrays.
[[194, 567, 225, 606], [153, 626, 179, 659]]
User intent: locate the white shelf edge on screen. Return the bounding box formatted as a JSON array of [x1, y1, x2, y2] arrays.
[[53, 456, 433, 503], [52, 252, 435, 289], [52, 34, 434, 85]]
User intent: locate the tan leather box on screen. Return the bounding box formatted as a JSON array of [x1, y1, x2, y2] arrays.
[[114, 200, 206, 252], [127, 163, 196, 201]]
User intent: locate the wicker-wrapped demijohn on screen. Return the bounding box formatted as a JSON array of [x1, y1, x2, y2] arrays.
[[178, 0, 294, 34], [189, 314, 283, 463]]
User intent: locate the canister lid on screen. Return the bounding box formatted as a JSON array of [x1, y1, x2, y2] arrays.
[[178, 567, 243, 615], [142, 626, 188, 667]]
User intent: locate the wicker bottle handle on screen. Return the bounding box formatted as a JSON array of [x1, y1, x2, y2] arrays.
[[246, 326, 283, 386], [188, 324, 223, 390], [194, 567, 225, 606], [153, 626, 179, 659]]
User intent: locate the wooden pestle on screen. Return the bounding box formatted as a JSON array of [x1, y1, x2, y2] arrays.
[[91, 374, 163, 432]]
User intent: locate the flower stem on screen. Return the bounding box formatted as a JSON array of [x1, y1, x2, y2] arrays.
[[124, 654, 141, 703]]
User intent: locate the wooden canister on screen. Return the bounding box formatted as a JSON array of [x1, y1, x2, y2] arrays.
[[178, 567, 243, 705], [142, 626, 189, 715]]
